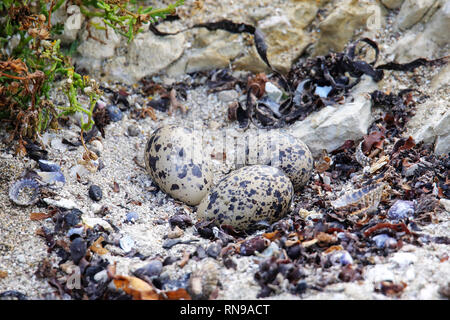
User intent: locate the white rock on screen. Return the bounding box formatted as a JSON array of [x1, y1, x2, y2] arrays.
[[77, 17, 121, 59], [396, 0, 436, 30], [63, 5, 84, 42], [381, 0, 405, 9], [289, 76, 377, 156], [430, 63, 450, 91], [393, 1, 450, 62], [440, 199, 450, 212], [407, 101, 449, 155], [43, 198, 78, 210], [103, 32, 185, 84]]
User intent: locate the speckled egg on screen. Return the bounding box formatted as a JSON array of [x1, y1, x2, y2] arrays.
[[197, 165, 293, 230], [144, 125, 213, 206], [243, 131, 313, 190]]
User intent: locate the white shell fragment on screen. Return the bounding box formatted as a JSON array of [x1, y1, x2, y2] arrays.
[[144, 125, 213, 206], [331, 183, 385, 215]]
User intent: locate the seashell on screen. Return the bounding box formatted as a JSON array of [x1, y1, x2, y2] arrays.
[[43, 197, 77, 210], [331, 183, 385, 215], [36, 171, 66, 186], [119, 234, 135, 253], [9, 179, 40, 206], [372, 234, 398, 249], [355, 141, 372, 167], [187, 259, 220, 300], [387, 200, 415, 220], [38, 159, 61, 172]]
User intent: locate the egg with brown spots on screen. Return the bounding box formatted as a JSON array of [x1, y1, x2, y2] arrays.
[[242, 131, 314, 190], [197, 165, 293, 231], [144, 125, 212, 206]]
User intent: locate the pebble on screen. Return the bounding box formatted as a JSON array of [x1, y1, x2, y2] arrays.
[[106, 105, 123, 122], [144, 125, 213, 206], [197, 165, 293, 230], [88, 185, 103, 201], [70, 238, 86, 264], [64, 209, 83, 227], [125, 211, 139, 223], [137, 260, 163, 277], [90, 140, 103, 152], [127, 125, 140, 137]]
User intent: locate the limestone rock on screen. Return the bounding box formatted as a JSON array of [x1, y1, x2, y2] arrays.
[[406, 98, 450, 155], [314, 0, 377, 56], [77, 17, 121, 60], [52, 5, 85, 44], [103, 32, 185, 84], [393, 1, 450, 62], [396, 0, 437, 30], [288, 76, 377, 156], [430, 63, 450, 91], [381, 0, 405, 9]]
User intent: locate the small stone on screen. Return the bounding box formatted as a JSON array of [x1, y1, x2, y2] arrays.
[[106, 105, 123, 122], [70, 237, 87, 264], [126, 211, 139, 223], [88, 185, 102, 201], [64, 209, 83, 227], [206, 242, 222, 258], [136, 260, 163, 277], [90, 140, 103, 152], [127, 125, 140, 137]]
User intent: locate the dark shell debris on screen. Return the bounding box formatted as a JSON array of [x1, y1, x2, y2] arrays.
[[2, 27, 449, 301]]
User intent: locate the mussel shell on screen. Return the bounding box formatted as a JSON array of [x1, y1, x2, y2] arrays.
[[9, 179, 40, 206]]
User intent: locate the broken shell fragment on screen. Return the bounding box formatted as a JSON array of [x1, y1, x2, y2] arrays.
[[331, 183, 385, 215], [9, 179, 40, 206]]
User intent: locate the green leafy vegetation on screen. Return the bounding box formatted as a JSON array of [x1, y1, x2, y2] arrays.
[[0, 0, 183, 152]]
